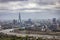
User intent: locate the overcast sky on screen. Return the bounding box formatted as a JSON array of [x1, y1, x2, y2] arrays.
[[0, 0, 60, 20]]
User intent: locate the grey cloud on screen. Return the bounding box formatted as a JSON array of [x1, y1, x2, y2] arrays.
[[36, 0, 60, 5], [38, 1, 54, 5], [39, 2, 55, 5], [17, 8, 41, 10], [0, 0, 60, 6], [0, 0, 60, 12], [0, 7, 9, 10], [0, 0, 28, 2], [0, 0, 59, 5]]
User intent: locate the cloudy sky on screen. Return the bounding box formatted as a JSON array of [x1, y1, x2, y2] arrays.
[[0, 0, 60, 21]]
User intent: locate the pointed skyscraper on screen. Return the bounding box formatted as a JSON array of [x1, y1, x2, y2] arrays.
[[18, 13, 22, 27]]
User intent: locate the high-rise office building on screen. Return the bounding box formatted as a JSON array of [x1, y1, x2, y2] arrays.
[[13, 19, 17, 25], [52, 18, 57, 24], [52, 18, 57, 30]]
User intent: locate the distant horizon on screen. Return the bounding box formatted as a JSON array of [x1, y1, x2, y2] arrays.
[[0, 17, 59, 21]]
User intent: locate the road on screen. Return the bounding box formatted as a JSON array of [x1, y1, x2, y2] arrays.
[[0, 29, 60, 39]]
